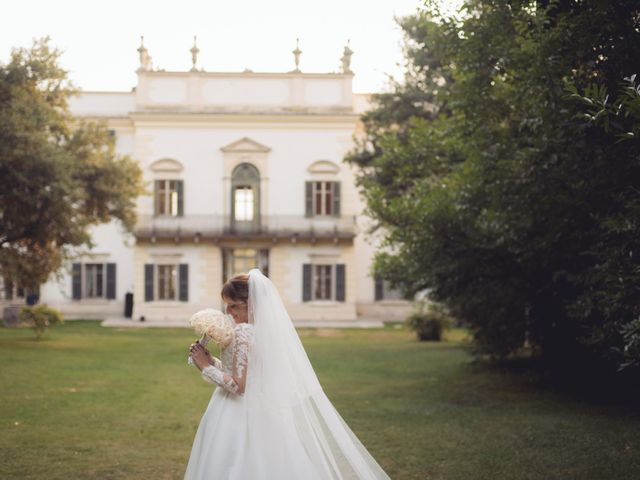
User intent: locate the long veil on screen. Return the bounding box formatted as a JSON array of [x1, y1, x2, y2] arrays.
[[243, 268, 390, 479]]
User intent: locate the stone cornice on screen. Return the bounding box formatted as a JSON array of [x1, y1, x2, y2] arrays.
[[137, 70, 354, 80], [75, 91, 134, 95], [69, 116, 134, 130], [129, 111, 359, 128]]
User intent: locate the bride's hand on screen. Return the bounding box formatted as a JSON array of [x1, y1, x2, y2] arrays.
[[189, 342, 211, 357], [196, 343, 214, 363], [189, 343, 211, 370]]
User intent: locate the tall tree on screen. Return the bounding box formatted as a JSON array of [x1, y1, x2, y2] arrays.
[[0, 38, 144, 290], [346, 1, 640, 373]]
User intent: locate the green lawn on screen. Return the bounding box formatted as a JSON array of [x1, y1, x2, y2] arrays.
[[1, 321, 639, 479]]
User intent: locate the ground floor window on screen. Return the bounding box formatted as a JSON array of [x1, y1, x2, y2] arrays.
[[157, 265, 177, 300], [85, 263, 104, 298], [302, 263, 345, 302], [374, 276, 404, 301], [222, 248, 269, 283], [313, 265, 333, 300], [1, 277, 39, 303], [144, 263, 188, 302], [72, 263, 116, 300]]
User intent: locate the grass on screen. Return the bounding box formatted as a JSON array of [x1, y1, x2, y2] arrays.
[[0, 321, 639, 479]]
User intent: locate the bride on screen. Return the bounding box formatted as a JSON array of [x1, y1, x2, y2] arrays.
[[184, 268, 391, 479]]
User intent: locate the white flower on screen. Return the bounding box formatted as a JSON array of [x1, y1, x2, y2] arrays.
[[188, 308, 235, 348]]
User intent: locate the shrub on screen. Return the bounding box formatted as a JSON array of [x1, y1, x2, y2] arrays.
[[18, 304, 64, 339], [406, 301, 452, 341], [619, 317, 640, 371]]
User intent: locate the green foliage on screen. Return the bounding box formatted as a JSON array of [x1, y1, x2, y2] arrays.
[[0, 37, 145, 289], [406, 300, 453, 341], [566, 73, 640, 371], [18, 304, 64, 339], [346, 1, 640, 373], [619, 317, 640, 371], [567, 74, 640, 141]]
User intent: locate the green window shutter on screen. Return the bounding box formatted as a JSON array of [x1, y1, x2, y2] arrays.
[[305, 181, 313, 217], [177, 180, 184, 217], [106, 263, 116, 300], [153, 180, 160, 215], [302, 264, 312, 302], [179, 264, 189, 302], [332, 182, 341, 217], [222, 249, 228, 284], [336, 264, 346, 302], [230, 188, 236, 225], [72, 263, 82, 300], [4, 277, 13, 300], [144, 264, 154, 302], [374, 276, 384, 301], [259, 249, 270, 278]]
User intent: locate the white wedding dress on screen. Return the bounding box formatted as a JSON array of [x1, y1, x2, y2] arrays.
[[184, 269, 391, 480], [184, 322, 258, 478]]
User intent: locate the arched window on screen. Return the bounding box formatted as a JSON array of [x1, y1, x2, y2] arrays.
[[231, 163, 260, 231]]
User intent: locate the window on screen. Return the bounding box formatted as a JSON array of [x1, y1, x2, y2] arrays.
[[85, 263, 104, 298], [71, 263, 116, 300], [157, 265, 177, 300], [374, 276, 404, 301], [234, 187, 254, 221], [313, 265, 333, 300], [314, 182, 333, 215], [232, 249, 257, 275], [3, 277, 25, 300], [222, 249, 269, 283], [1, 278, 40, 303], [305, 181, 341, 217], [154, 180, 183, 216], [231, 163, 260, 228], [302, 263, 345, 302], [144, 263, 188, 302]]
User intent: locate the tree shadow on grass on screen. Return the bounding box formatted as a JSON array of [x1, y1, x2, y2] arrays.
[[466, 354, 640, 410]]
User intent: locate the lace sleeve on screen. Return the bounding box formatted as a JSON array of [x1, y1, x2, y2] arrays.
[[200, 324, 253, 395], [197, 355, 222, 378], [209, 356, 223, 369]]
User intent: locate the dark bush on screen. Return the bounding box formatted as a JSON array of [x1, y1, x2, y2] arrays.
[[406, 301, 452, 341]]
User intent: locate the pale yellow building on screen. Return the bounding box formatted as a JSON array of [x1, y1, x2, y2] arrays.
[[3, 40, 412, 326]]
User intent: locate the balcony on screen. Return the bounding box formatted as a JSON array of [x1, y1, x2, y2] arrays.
[[134, 214, 357, 243]]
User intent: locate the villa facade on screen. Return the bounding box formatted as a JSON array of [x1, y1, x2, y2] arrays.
[[2, 42, 411, 325]]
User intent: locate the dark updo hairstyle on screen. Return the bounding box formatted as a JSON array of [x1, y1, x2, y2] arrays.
[[221, 273, 249, 303]]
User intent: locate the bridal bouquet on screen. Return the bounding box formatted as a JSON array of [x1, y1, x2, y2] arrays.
[[187, 308, 235, 366]]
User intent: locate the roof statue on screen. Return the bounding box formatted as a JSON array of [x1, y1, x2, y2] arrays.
[[190, 36, 200, 72], [291, 38, 302, 73], [137, 36, 153, 72], [341, 40, 354, 74]]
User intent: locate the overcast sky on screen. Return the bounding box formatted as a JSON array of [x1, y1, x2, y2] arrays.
[[0, 0, 461, 94]]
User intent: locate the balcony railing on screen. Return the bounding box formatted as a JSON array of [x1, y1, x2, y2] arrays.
[[134, 214, 357, 242]]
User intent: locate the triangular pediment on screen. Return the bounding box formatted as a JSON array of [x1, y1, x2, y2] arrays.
[[220, 137, 271, 153]]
